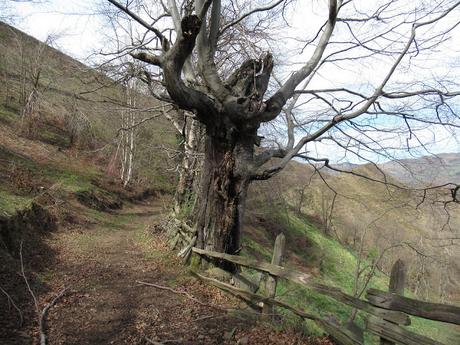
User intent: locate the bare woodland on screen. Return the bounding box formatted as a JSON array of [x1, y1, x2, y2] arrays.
[[1, 1, 460, 344], [104, 0, 460, 264]]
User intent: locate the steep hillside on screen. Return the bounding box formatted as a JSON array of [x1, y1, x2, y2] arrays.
[[250, 159, 460, 304], [0, 21, 176, 189], [243, 174, 458, 344]]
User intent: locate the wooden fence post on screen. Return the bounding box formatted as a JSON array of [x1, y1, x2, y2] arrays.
[[263, 233, 286, 319], [380, 259, 406, 345]]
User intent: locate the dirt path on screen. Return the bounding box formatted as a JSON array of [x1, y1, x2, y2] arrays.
[[46, 201, 167, 344], [41, 203, 240, 345], [27, 200, 318, 345]]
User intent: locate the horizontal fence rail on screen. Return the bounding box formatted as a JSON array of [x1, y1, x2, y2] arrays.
[[366, 289, 460, 325]]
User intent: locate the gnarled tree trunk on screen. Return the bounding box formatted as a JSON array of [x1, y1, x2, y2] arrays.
[[193, 127, 256, 271]]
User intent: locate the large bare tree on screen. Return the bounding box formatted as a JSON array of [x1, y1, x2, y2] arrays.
[[106, 0, 460, 266]]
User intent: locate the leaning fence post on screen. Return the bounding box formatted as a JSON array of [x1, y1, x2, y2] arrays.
[[380, 259, 406, 345], [263, 233, 286, 320]]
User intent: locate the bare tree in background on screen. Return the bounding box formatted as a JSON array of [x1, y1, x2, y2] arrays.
[[66, 99, 93, 149], [19, 35, 55, 137], [105, 0, 460, 267], [119, 76, 138, 186]]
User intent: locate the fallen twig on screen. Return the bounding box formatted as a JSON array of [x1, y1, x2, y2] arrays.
[[19, 241, 39, 312], [39, 287, 68, 345], [19, 240, 68, 345], [192, 314, 227, 322], [137, 279, 278, 321]]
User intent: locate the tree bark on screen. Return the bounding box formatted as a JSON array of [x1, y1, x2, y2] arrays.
[[193, 127, 256, 271]]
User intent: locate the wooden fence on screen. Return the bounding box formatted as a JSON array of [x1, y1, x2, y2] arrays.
[[190, 234, 460, 345]]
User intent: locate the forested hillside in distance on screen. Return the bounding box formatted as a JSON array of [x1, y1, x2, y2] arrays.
[[250, 159, 460, 303], [380, 153, 460, 186]]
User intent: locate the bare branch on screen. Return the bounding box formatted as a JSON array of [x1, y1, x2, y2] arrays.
[[107, 0, 170, 51], [262, 0, 340, 121], [219, 0, 286, 36]]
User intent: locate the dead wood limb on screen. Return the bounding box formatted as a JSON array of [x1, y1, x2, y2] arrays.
[[145, 337, 164, 345], [169, 233, 180, 250], [137, 279, 267, 322], [179, 221, 196, 235], [366, 288, 460, 325], [39, 287, 68, 345], [193, 271, 364, 345], [192, 314, 226, 322], [19, 241, 39, 312], [19, 241, 69, 345], [365, 316, 444, 345], [145, 337, 179, 345], [192, 247, 312, 284], [178, 236, 197, 257], [177, 229, 193, 243]]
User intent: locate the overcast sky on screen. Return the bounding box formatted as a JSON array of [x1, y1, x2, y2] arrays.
[[7, 0, 460, 163], [7, 0, 103, 61]]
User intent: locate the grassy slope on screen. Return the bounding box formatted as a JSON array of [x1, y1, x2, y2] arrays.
[[243, 198, 457, 344], [259, 160, 460, 303], [0, 21, 180, 343], [0, 23, 178, 289], [0, 21, 177, 193]]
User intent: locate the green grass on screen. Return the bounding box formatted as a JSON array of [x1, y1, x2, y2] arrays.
[[1, 20, 177, 196], [135, 229, 164, 261], [86, 208, 135, 229], [0, 189, 32, 216], [242, 236, 272, 261], [39, 126, 71, 147], [36, 269, 57, 284], [0, 104, 19, 124]]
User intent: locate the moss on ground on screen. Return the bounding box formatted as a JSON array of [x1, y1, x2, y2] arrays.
[[0, 189, 32, 216]]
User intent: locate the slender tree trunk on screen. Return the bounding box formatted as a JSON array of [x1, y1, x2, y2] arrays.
[[193, 129, 255, 271], [124, 90, 136, 187], [174, 119, 203, 215]]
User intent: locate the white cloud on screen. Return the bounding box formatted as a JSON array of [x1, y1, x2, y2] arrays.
[[9, 0, 103, 61]]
